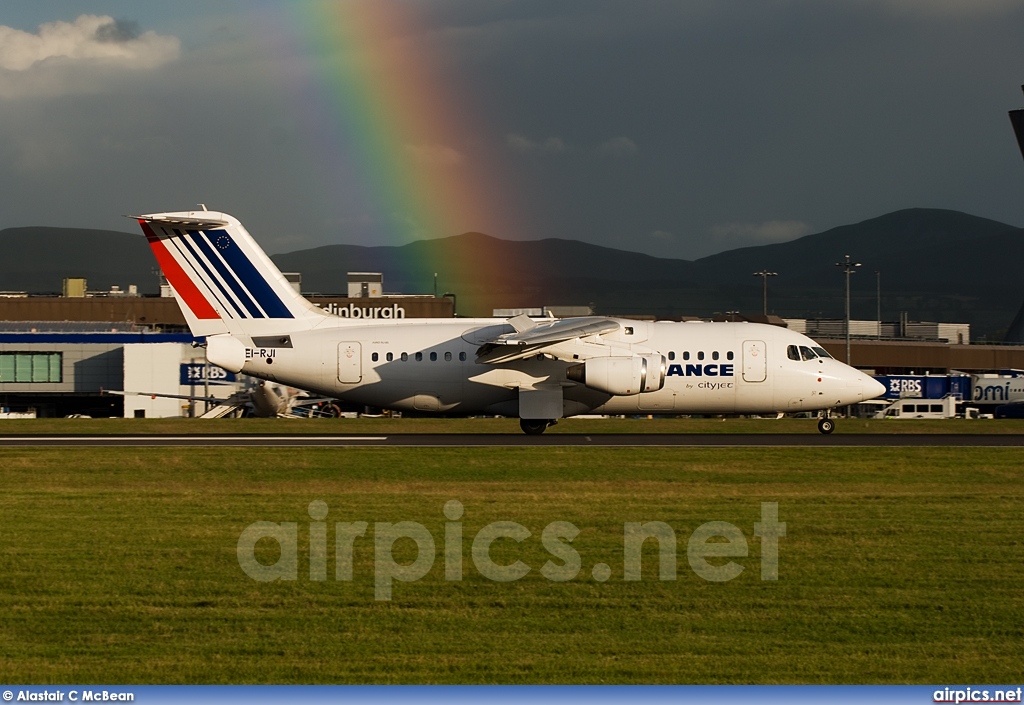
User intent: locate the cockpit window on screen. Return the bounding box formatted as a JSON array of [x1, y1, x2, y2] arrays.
[[787, 345, 800, 361], [812, 346, 832, 359], [799, 346, 817, 361]]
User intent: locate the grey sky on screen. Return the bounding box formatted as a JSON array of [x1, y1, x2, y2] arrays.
[[3, 1, 1024, 259]]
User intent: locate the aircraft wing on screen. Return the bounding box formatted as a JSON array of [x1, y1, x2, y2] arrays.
[[106, 390, 232, 404], [477, 316, 621, 364], [492, 316, 620, 346]]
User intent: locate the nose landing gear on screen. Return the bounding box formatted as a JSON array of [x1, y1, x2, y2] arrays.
[[817, 413, 835, 435]]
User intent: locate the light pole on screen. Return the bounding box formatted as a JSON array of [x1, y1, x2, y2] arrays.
[[752, 270, 777, 316], [835, 255, 861, 365]]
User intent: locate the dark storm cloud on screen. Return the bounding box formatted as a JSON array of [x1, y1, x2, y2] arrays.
[[407, 1, 1024, 256], [3, 2, 1024, 260]]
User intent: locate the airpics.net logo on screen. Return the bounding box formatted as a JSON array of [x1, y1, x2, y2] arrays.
[[237, 501, 786, 601]]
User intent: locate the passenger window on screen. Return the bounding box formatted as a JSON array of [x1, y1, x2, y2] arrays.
[[697, 351, 705, 361], [459, 352, 467, 362], [683, 351, 690, 361], [430, 352, 437, 361], [371, 352, 379, 362], [727, 351, 734, 360], [799, 346, 816, 361], [712, 351, 720, 360], [668, 351, 675, 361], [445, 352, 452, 362], [386, 352, 393, 362], [624, 327, 634, 335], [415, 352, 423, 362], [903, 404, 914, 412], [930, 404, 943, 413], [401, 352, 408, 362], [787, 345, 800, 361]]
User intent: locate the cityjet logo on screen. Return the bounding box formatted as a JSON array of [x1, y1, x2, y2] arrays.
[[321, 303, 406, 319], [236, 500, 785, 601], [666, 363, 735, 377]]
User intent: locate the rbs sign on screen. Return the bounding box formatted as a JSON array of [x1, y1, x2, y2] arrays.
[[180, 363, 237, 386]]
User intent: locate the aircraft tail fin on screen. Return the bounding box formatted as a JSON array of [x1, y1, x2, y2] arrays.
[[136, 211, 328, 338]]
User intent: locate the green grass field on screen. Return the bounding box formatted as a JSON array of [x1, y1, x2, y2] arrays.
[[1, 445, 1022, 684]]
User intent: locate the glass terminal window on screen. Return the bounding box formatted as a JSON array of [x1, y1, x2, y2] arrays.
[[0, 352, 62, 383]]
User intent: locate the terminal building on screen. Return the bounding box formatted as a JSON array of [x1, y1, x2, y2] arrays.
[[780, 318, 1024, 375], [4, 277, 1024, 418], [0, 272, 453, 418], [785, 318, 971, 345], [0, 292, 452, 332], [0, 323, 204, 418], [781, 318, 1024, 418]]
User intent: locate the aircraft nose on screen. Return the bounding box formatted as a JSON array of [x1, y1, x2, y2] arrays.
[[864, 376, 886, 400]]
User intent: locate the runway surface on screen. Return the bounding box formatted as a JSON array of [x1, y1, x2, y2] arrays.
[[1, 433, 1023, 447]]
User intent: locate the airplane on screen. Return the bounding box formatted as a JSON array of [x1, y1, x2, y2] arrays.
[[134, 210, 885, 434], [109, 379, 343, 418]]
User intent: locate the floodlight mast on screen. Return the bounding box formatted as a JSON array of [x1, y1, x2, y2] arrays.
[[752, 270, 777, 316], [835, 254, 861, 365]]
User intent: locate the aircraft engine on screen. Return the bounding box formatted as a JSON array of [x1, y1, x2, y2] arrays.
[[565, 354, 666, 395], [206, 334, 246, 374]]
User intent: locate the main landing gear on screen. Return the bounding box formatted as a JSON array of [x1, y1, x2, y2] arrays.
[[520, 418, 554, 435], [817, 412, 835, 435]]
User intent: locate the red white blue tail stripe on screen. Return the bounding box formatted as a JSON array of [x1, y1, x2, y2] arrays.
[[140, 220, 293, 321]]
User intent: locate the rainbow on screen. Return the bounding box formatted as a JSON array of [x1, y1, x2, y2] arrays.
[[264, 1, 522, 313]]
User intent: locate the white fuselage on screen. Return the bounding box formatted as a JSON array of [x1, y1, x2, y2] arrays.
[[229, 318, 881, 417]]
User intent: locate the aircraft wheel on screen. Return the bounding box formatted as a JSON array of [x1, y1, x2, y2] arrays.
[[520, 418, 550, 435], [817, 417, 835, 435]]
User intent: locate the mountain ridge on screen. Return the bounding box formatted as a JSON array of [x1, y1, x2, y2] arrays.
[[0, 208, 1020, 336]]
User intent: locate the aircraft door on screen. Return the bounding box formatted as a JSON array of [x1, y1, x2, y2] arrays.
[[338, 342, 362, 384], [742, 340, 767, 382]]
